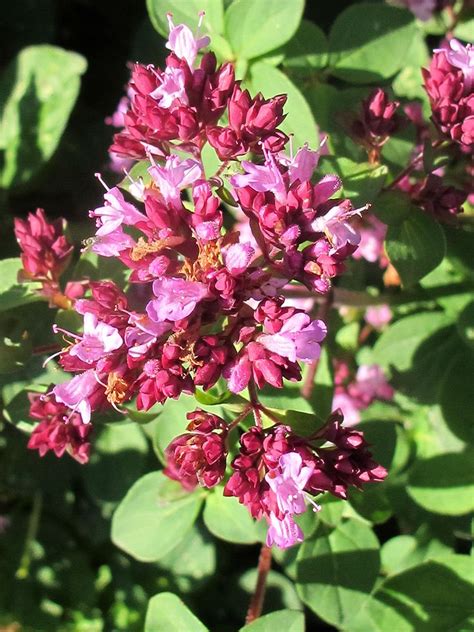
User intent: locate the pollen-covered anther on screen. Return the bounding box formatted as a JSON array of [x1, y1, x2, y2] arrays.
[[130, 237, 167, 261], [105, 372, 129, 405]]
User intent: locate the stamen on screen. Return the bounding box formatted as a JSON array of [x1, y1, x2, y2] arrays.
[[42, 349, 64, 368], [94, 172, 110, 191], [52, 324, 81, 340]]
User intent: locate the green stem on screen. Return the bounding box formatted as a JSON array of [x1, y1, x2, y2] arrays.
[[284, 283, 473, 308], [16, 491, 43, 579]]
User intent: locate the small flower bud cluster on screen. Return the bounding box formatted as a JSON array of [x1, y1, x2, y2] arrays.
[[423, 39, 474, 151], [13, 209, 81, 308], [27, 392, 92, 464], [351, 89, 401, 160], [164, 409, 228, 490]]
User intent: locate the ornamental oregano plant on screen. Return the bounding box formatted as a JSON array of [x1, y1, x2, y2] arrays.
[[2, 1, 473, 630]]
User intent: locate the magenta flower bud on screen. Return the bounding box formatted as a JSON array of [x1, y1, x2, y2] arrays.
[[28, 393, 92, 464], [14, 208, 73, 282], [352, 88, 401, 149], [164, 409, 228, 490], [415, 174, 466, 220], [423, 43, 474, 151]]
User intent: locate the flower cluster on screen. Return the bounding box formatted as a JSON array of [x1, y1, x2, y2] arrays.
[[423, 39, 474, 151], [17, 15, 389, 549], [224, 412, 387, 547], [13, 209, 81, 308], [27, 392, 92, 464], [352, 88, 401, 161], [332, 362, 394, 426], [22, 17, 361, 433]]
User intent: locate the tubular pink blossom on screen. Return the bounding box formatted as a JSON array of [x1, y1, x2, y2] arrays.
[[147, 277, 208, 322]]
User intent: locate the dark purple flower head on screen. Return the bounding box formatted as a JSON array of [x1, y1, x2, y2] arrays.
[[164, 409, 228, 490], [352, 88, 401, 151], [27, 392, 92, 464], [14, 209, 73, 282]]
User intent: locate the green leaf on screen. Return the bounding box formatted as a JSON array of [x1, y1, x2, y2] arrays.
[[225, 0, 304, 60], [372, 311, 451, 372], [203, 491, 259, 544], [249, 62, 318, 151], [146, 0, 225, 54], [318, 157, 387, 206], [308, 346, 334, 421], [145, 592, 208, 632], [328, 4, 418, 84], [111, 472, 204, 562], [381, 534, 450, 576], [440, 352, 474, 444], [0, 45, 87, 188], [372, 190, 416, 226], [350, 555, 474, 632], [239, 610, 305, 632], [0, 258, 42, 312], [83, 423, 148, 503], [238, 568, 303, 613], [281, 19, 328, 73], [385, 208, 446, 286], [158, 525, 216, 584], [296, 519, 380, 627], [457, 301, 474, 350], [407, 452, 474, 516]]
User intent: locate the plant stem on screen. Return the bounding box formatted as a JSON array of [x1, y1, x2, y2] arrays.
[[248, 380, 263, 428], [228, 403, 253, 431], [283, 282, 473, 308], [16, 491, 42, 579], [301, 290, 333, 400], [245, 544, 272, 624], [384, 139, 444, 191]]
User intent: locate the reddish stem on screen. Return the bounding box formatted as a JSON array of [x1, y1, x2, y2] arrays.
[[248, 380, 263, 428], [384, 139, 444, 192], [245, 544, 272, 624]]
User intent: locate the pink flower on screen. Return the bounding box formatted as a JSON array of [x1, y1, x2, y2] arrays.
[[311, 203, 363, 254], [266, 512, 304, 549], [151, 66, 188, 108], [280, 142, 321, 185], [147, 277, 208, 322], [352, 214, 387, 264], [164, 409, 228, 490], [332, 391, 361, 427], [14, 208, 73, 282], [90, 186, 144, 236], [258, 313, 327, 363], [266, 452, 315, 515], [365, 305, 392, 329], [398, 0, 436, 21], [53, 370, 98, 424], [69, 313, 123, 364], [438, 39, 474, 94], [90, 228, 135, 257], [28, 393, 92, 464], [231, 153, 286, 202], [148, 155, 202, 207], [166, 13, 210, 67], [349, 365, 394, 405], [224, 242, 255, 275]]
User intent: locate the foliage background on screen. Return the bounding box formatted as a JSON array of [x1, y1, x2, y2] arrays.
[[0, 0, 473, 630]]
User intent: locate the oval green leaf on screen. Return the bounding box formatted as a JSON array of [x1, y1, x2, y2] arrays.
[[407, 452, 474, 516], [225, 0, 304, 60], [112, 472, 204, 561]]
